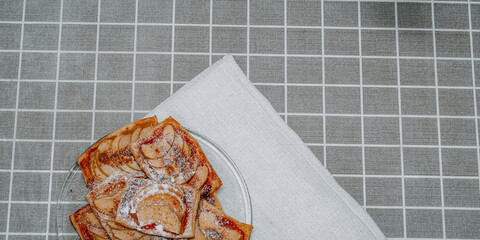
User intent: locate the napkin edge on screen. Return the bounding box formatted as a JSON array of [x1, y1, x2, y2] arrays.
[[147, 55, 386, 239], [218, 55, 386, 239]]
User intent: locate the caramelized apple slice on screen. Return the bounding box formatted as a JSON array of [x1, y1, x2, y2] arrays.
[[138, 204, 182, 234], [197, 203, 253, 240], [136, 193, 185, 221], [118, 134, 131, 150], [78, 116, 157, 191], [91, 154, 108, 181], [93, 196, 118, 216], [83, 211, 103, 228], [161, 125, 175, 145], [94, 147, 118, 177], [141, 139, 172, 159], [124, 153, 143, 171], [115, 178, 200, 238], [70, 205, 110, 240], [89, 225, 109, 239], [198, 212, 242, 240], [131, 127, 142, 143], [189, 165, 208, 189], [111, 228, 148, 240], [107, 220, 126, 230], [140, 126, 153, 138]]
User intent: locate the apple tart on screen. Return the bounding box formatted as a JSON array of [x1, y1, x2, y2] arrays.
[[70, 117, 253, 240], [70, 205, 109, 240], [86, 174, 172, 240], [78, 117, 158, 190], [129, 117, 222, 196], [195, 201, 253, 240], [116, 178, 200, 238]]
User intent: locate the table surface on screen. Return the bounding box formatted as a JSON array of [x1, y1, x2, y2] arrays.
[[1, 0, 480, 239]]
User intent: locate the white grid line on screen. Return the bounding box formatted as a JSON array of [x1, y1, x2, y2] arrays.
[[306, 143, 480, 149], [333, 174, 480, 180], [357, 1, 367, 210], [2, 138, 480, 149], [130, 0, 139, 123], [5, 79, 480, 89], [5, 79, 480, 90], [2, 168, 480, 178], [90, 0, 102, 145], [2, 20, 480, 31], [5, 0, 26, 238], [394, 2, 408, 238], [170, 0, 176, 96], [321, 0, 327, 169], [209, 0, 213, 66], [431, 2, 447, 237], [45, 0, 63, 237], [246, 0, 250, 79], [284, 0, 288, 124], [468, 0, 480, 194], [2, 50, 480, 61]]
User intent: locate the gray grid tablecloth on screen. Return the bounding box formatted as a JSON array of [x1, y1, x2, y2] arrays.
[[0, 0, 479, 239]]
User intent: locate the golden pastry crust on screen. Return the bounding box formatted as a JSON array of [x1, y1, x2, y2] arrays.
[[86, 174, 168, 240], [130, 117, 222, 196], [203, 192, 222, 210], [116, 178, 200, 239], [78, 117, 158, 190], [196, 201, 253, 240], [69, 205, 110, 240]]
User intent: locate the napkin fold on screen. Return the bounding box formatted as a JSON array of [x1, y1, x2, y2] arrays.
[[147, 55, 386, 239]]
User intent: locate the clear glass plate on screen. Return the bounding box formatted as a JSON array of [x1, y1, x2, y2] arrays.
[[55, 129, 252, 239]]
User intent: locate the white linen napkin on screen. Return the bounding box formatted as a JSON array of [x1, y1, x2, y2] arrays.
[[147, 55, 386, 239]]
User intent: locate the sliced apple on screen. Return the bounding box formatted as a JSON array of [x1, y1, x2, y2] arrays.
[[124, 154, 143, 171], [182, 139, 192, 159], [137, 204, 181, 234], [96, 155, 117, 177], [93, 196, 117, 215], [111, 228, 139, 240], [114, 158, 137, 174], [97, 139, 111, 153], [172, 134, 184, 151], [190, 165, 208, 190], [137, 193, 184, 221], [89, 225, 109, 239], [203, 229, 224, 240], [118, 134, 131, 151], [83, 211, 102, 228], [111, 135, 121, 153], [147, 157, 165, 168], [107, 220, 126, 230], [198, 210, 217, 232], [194, 222, 208, 240], [131, 127, 142, 143], [90, 153, 108, 181], [139, 126, 153, 138], [141, 138, 172, 159], [161, 125, 175, 145], [198, 211, 243, 240]]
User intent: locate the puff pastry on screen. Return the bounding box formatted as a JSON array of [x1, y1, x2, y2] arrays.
[[86, 174, 169, 240], [71, 117, 253, 240], [116, 178, 200, 238], [195, 201, 253, 240], [130, 117, 222, 196], [70, 205, 110, 240], [78, 117, 158, 190]]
